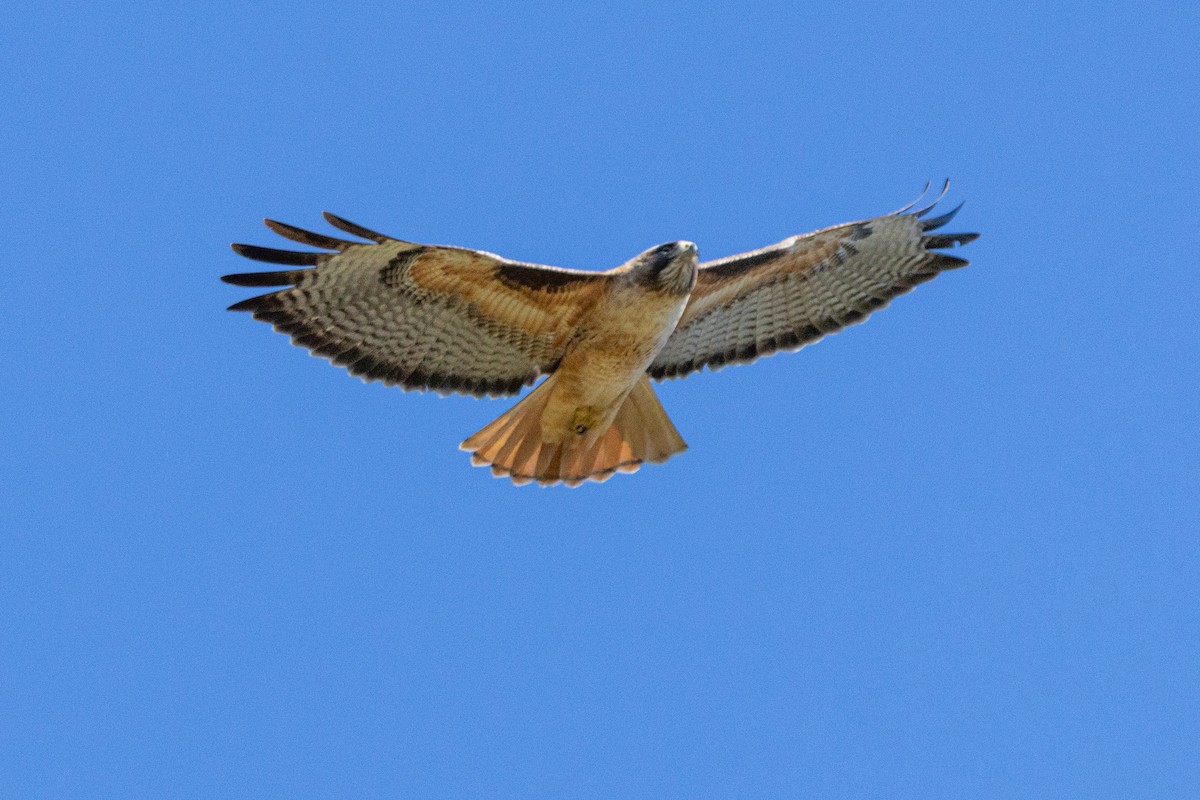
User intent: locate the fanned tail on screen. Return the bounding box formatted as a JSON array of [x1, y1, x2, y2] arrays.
[[460, 375, 687, 487]]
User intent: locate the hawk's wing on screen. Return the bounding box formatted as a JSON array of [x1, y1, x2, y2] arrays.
[[223, 213, 608, 397], [648, 190, 978, 380]]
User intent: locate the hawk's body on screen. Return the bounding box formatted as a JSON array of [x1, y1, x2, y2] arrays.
[[536, 244, 694, 447], [224, 184, 978, 486]]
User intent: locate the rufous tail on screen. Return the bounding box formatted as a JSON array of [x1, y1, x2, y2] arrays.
[[459, 374, 687, 487]]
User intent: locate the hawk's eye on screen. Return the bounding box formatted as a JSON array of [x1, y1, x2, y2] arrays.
[[657, 243, 675, 254]]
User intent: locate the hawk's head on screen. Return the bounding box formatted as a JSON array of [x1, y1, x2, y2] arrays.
[[630, 240, 698, 296]]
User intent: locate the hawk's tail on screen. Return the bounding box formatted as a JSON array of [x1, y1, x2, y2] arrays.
[[459, 374, 687, 487]]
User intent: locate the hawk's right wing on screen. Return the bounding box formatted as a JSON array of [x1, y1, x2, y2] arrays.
[[223, 213, 609, 397]]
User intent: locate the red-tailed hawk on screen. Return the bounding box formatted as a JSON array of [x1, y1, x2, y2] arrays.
[[223, 182, 977, 486]]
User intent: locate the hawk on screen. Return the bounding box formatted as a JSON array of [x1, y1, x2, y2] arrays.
[[223, 182, 978, 486]]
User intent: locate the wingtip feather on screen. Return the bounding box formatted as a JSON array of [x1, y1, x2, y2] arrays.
[[321, 211, 391, 243], [220, 269, 308, 287], [914, 179, 952, 217], [931, 254, 970, 270], [263, 218, 357, 251], [226, 295, 269, 312], [892, 180, 933, 215], [919, 201, 965, 229], [923, 231, 980, 249], [230, 243, 324, 266]]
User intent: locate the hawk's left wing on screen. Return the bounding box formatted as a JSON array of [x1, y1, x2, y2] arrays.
[[648, 190, 978, 380]]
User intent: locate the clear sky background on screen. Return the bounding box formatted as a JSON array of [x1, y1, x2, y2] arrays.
[[2, 2, 1197, 797]]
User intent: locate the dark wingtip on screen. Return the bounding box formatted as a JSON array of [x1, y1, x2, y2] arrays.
[[230, 243, 324, 266], [932, 254, 970, 270], [914, 179, 952, 217], [227, 296, 267, 312], [893, 180, 933, 215], [920, 201, 965, 230], [321, 211, 391, 243], [263, 218, 356, 251], [221, 269, 308, 287], [923, 231, 980, 249]]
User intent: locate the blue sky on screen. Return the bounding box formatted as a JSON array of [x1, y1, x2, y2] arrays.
[[2, 2, 1197, 797]]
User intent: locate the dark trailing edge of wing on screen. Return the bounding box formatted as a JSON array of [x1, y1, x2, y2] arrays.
[[224, 282, 539, 396], [239, 286, 538, 396]]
